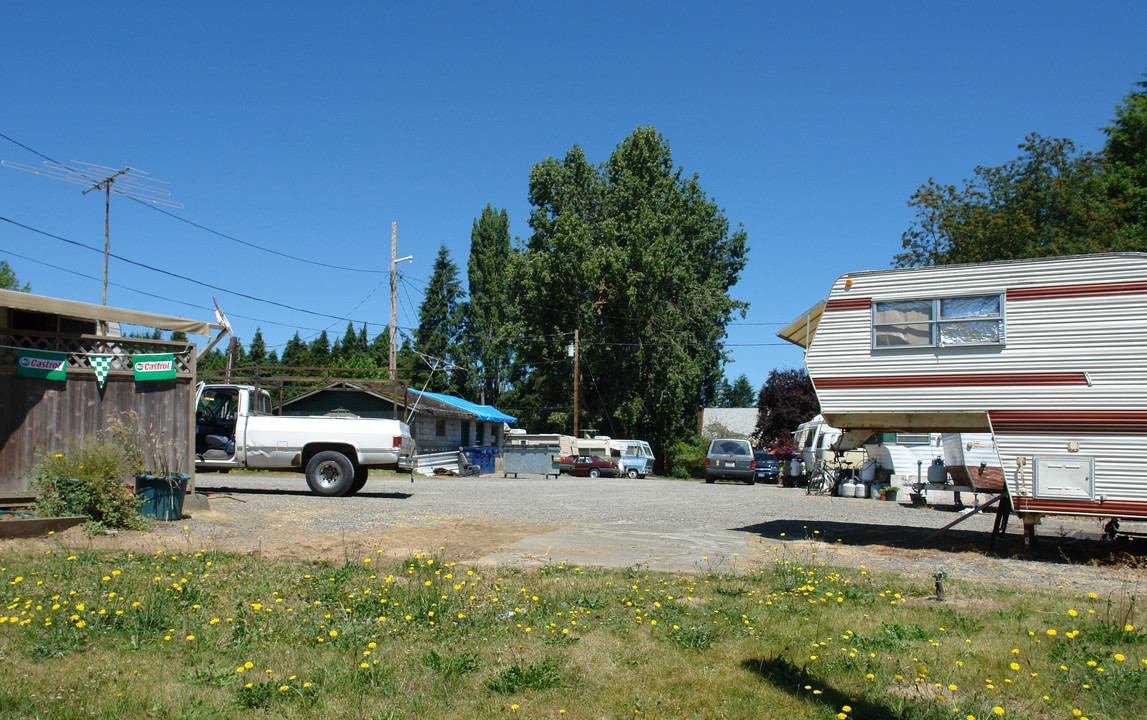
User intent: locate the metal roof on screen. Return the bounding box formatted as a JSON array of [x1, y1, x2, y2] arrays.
[[0, 288, 220, 337]]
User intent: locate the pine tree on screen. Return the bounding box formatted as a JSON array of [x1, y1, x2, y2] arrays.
[[465, 205, 513, 403]]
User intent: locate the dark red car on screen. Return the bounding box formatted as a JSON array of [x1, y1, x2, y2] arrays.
[[567, 455, 619, 478]]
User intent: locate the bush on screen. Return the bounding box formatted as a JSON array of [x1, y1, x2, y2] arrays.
[[666, 434, 707, 479], [30, 439, 149, 533]]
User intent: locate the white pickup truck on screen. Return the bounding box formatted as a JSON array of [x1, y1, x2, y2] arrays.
[[194, 383, 415, 496]]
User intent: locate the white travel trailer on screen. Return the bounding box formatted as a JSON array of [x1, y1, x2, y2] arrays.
[[779, 253, 1147, 540]]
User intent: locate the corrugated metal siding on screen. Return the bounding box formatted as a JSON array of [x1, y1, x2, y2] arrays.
[[807, 254, 1147, 514]]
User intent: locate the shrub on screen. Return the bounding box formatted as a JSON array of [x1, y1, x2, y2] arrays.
[[30, 439, 149, 533]]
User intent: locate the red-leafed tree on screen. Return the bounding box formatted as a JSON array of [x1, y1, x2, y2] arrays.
[[753, 368, 819, 447]]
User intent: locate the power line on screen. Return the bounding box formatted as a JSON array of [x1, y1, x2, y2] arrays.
[[1, 131, 387, 275], [0, 214, 371, 324]]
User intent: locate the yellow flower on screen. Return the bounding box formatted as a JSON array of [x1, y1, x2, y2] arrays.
[[993, 707, 1004, 716], [511, 704, 519, 710], [1114, 653, 1125, 662], [1125, 624, 1135, 632], [1010, 662, 1020, 671], [1046, 629, 1057, 636]]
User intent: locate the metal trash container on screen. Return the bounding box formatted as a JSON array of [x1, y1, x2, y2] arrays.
[[502, 444, 560, 478]]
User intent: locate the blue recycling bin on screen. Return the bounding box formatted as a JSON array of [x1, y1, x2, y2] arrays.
[[462, 447, 497, 475]]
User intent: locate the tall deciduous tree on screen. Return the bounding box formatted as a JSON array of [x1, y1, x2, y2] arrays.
[[412, 244, 465, 395], [753, 368, 819, 445], [0, 260, 29, 292], [1101, 73, 1147, 244], [894, 134, 1124, 267], [465, 205, 513, 404], [508, 126, 748, 452]]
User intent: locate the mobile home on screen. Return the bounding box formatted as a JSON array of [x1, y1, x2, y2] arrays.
[[779, 253, 1147, 537]]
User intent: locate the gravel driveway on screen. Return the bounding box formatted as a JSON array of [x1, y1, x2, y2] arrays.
[[152, 472, 1147, 597]]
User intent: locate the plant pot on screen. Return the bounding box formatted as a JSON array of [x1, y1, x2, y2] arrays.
[[880, 491, 898, 502], [135, 473, 189, 521]]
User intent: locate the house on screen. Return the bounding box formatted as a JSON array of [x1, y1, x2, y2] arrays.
[[778, 252, 1147, 539], [697, 407, 757, 439], [275, 381, 515, 454], [0, 289, 221, 494]]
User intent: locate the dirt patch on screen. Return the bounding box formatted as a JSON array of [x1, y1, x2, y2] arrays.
[[9, 515, 557, 565]]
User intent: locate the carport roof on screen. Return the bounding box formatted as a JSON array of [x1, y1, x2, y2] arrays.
[[0, 288, 221, 337]]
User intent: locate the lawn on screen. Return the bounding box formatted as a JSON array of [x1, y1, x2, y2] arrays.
[[1, 534, 1143, 720]]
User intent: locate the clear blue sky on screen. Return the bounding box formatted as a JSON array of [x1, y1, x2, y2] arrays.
[[2, 1, 1144, 395]]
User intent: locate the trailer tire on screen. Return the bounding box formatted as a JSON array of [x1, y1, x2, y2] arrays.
[[305, 451, 355, 496], [346, 466, 370, 496], [627, 468, 638, 479]]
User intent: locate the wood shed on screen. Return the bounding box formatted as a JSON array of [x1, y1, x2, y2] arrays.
[[0, 289, 221, 495]]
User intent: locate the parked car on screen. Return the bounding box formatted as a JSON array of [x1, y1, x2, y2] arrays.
[[568, 455, 619, 478], [559, 455, 576, 474], [753, 452, 780, 483], [705, 438, 755, 484]]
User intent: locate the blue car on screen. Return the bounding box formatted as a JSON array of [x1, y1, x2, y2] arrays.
[[753, 452, 780, 483]]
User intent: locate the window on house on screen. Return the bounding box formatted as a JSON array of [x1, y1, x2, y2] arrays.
[[873, 295, 1003, 348], [435, 419, 446, 436]]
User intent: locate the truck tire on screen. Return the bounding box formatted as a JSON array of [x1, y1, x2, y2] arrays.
[[627, 468, 638, 479], [347, 466, 370, 496], [305, 451, 355, 496]]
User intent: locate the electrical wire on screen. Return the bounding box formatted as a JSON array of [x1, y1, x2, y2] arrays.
[[0, 214, 371, 324], [1, 131, 388, 275]]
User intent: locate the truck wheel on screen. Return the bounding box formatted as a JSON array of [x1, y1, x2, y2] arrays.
[[627, 468, 638, 479], [305, 451, 355, 496], [589, 468, 600, 478], [346, 466, 370, 496]]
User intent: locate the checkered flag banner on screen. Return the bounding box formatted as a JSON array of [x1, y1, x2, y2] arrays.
[[89, 354, 114, 389]]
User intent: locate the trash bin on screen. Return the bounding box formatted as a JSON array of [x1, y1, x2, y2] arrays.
[[462, 447, 496, 475]]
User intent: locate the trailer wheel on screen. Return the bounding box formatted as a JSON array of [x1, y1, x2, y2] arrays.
[[627, 468, 638, 479], [305, 451, 355, 496], [346, 466, 370, 496]]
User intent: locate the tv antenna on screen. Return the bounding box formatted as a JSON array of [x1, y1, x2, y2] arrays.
[[2, 159, 182, 305]]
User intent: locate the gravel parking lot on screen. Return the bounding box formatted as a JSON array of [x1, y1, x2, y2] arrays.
[[30, 472, 1147, 596]]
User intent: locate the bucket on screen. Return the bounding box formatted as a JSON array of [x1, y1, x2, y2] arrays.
[[858, 460, 876, 482], [789, 459, 802, 477]]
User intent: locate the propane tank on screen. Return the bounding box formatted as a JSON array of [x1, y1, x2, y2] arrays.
[[927, 457, 947, 485], [839, 478, 857, 498]]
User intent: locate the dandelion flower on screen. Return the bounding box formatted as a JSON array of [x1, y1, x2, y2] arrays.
[[993, 707, 1004, 716]]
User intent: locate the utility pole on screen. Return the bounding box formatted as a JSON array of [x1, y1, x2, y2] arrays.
[[389, 222, 398, 383], [388, 221, 412, 409], [572, 328, 580, 437]]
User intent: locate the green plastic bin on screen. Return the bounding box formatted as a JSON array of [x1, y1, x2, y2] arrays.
[[136, 473, 189, 521]]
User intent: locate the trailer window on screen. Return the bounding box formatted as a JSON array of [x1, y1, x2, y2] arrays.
[[873, 295, 1003, 348]]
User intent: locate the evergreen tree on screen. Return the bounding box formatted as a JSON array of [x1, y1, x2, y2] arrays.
[[413, 244, 465, 395], [309, 331, 331, 367], [465, 204, 513, 404], [247, 328, 267, 366]]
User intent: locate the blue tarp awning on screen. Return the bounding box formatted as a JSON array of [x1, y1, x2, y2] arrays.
[[414, 391, 516, 424]]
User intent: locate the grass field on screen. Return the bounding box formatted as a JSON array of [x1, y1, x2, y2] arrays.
[[1, 533, 1144, 720]]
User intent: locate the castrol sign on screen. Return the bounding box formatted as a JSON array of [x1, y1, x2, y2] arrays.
[[132, 353, 176, 381], [16, 349, 67, 380]]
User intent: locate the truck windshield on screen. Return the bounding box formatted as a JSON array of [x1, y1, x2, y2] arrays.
[[197, 389, 238, 421]]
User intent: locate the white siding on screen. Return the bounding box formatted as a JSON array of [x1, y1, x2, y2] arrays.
[[804, 253, 1147, 516]]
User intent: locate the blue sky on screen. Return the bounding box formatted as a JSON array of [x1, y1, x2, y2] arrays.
[[2, 1, 1144, 395]]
